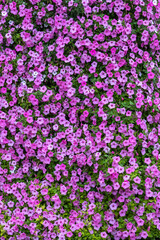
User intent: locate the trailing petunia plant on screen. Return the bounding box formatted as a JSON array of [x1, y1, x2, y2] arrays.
[[0, 0, 160, 239]]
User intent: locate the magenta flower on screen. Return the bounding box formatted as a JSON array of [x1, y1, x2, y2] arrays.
[[95, 82, 102, 88], [141, 231, 148, 239], [110, 203, 117, 210], [133, 177, 141, 184], [122, 181, 130, 189], [41, 189, 48, 196], [90, 50, 96, 56], [101, 232, 107, 238], [148, 72, 155, 79]]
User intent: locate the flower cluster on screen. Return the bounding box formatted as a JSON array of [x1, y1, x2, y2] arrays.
[[0, 0, 160, 239]]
